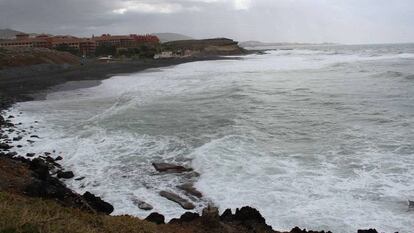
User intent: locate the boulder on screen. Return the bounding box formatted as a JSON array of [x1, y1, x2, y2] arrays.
[[0, 143, 11, 150], [55, 156, 63, 161], [152, 162, 193, 173], [13, 136, 23, 141], [75, 177, 85, 181], [132, 198, 153, 211], [57, 171, 74, 179], [82, 191, 114, 214], [169, 212, 200, 224], [159, 191, 195, 210], [177, 183, 203, 198], [26, 153, 36, 157], [145, 213, 165, 224]]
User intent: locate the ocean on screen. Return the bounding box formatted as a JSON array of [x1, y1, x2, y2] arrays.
[[8, 44, 414, 232]]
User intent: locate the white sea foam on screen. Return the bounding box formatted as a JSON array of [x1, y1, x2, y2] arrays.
[[7, 45, 414, 232]]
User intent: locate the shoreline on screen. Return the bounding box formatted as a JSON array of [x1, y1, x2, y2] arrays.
[[0, 56, 239, 104], [0, 56, 379, 233]]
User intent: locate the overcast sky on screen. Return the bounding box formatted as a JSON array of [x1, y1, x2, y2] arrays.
[[0, 0, 413, 44]]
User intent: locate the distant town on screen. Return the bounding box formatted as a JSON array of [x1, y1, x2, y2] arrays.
[[0, 33, 161, 57], [0, 31, 245, 61]]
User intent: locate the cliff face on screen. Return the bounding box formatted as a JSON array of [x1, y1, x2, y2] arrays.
[[0, 47, 79, 70], [162, 38, 246, 56]]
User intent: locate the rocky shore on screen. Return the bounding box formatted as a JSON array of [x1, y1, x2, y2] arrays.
[[0, 56, 381, 233]]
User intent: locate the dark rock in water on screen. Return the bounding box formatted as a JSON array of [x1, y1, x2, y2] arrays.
[[30, 135, 40, 138], [357, 230, 378, 233], [290, 226, 333, 233], [409, 200, 414, 209], [0, 143, 12, 150], [146, 212, 165, 224], [169, 212, 200, 224], [55, 156, 63, 161], [26, 153, 36, 157], [44, 152, 51, 156], [152, 162, 193, 173], [57, 170, 74, 179], [75, 176, 85, 181], [6, 152, 17, 157], [132, 198, 153, 211], [8, 115, 14, 118], [27, 140, 35, 144], [82, 191, 114, 214], [177, 183, 203, 198], [160, 191, 195, 210], [13, 136, 23, 141], [16, 145, 22, 148]]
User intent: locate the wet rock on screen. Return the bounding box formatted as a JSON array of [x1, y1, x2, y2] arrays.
[[44, 152, 51, 156], [145, 212, 165, 224], [82, 191, 114, 214], [27, 140, 35, 144], [159, 191, 195, 210], [30, 135, 40, 138], [8, 115, 14, 118], [26, 153, 36, 157], [132, 198, 153, 211], [357, 230, 378, 233], [169, 212, 200, 224], [0, 143, 11, 151], [177, 183, 203, 198], [57, 170, 74, 179], [152, 162, 193, 173], [16, 145, 22, 148], [75, 176, 85, 181], [409, 200, 414, 209], [13, 136, 23, 141], [55, 156, 63, 161], [6, 152, 18, 157]]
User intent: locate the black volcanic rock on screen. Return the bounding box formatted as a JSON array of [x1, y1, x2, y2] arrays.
[[57, 170, 74, 179], [357, 230, 378, 233], [145, 212, 165, 224], [152, 162, 193, 173], [82, 191, 114, 214], [290, 226, 333, 233], [0, 142, 11, 150], [170, 212, 200, 224]]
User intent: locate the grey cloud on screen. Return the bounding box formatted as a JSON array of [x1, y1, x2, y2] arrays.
[[0, 0, 413, 44]]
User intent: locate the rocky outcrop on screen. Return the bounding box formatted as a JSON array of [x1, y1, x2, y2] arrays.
[[152, 162, 193, 173], [162, 38, 246, 56], [0, 154, 113, 215], [82, 191, 114, 215], [177, 183, 203, 198], [132, 197, 153, 211], [145, 212, 165, 224], [160, 190, 195, 210]]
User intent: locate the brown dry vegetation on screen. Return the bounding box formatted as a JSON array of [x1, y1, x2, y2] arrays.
[[0, 47, 79, 69], [0, 192, 157, 233]]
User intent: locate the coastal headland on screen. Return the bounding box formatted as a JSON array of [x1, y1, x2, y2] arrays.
[[0, 38, 379, 233]]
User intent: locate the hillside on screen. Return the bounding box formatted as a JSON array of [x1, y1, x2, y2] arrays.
[[152, 33, 193, 43], [0, 29, 24, 40], [162, 38, 246, 56], [0, 47, 79, 69]]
